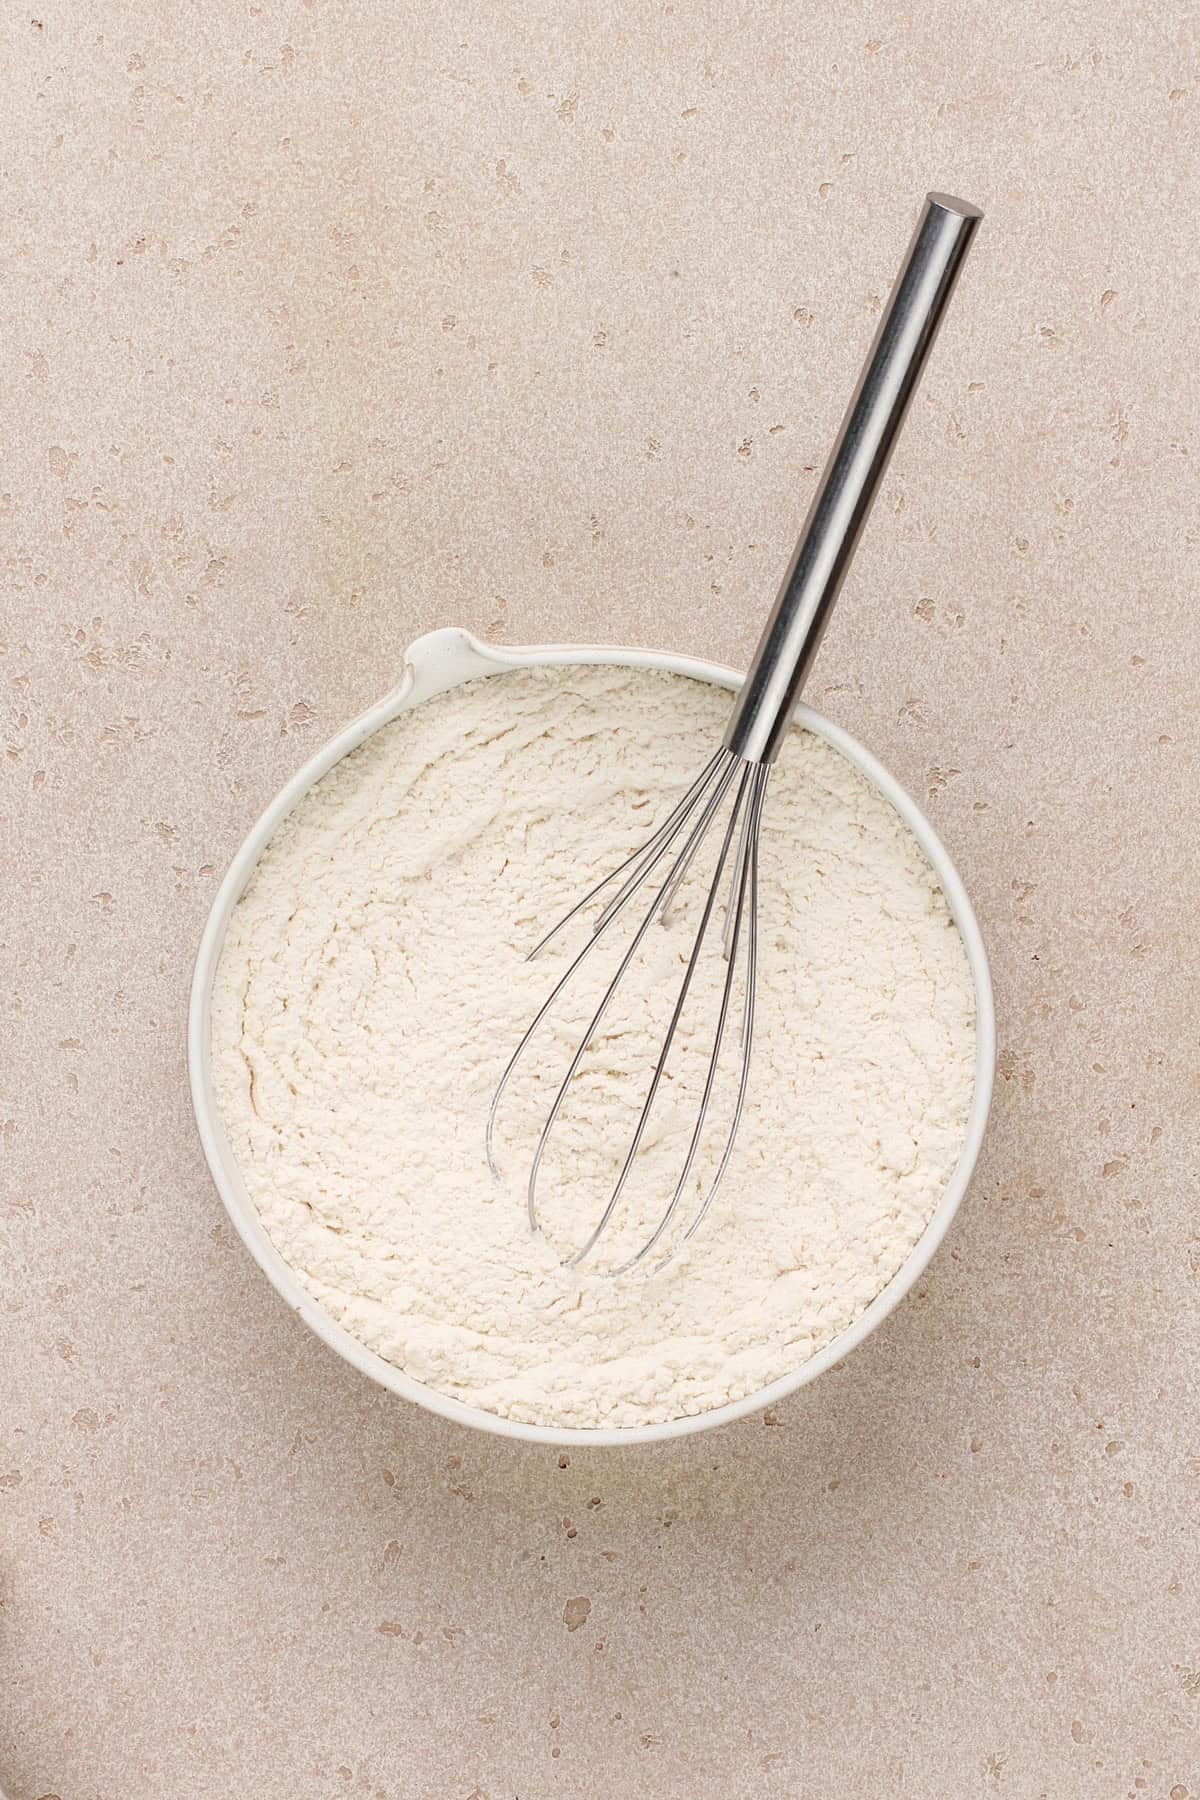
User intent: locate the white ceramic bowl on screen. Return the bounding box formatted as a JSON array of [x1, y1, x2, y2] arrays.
[[189, 626, 995, 1447]]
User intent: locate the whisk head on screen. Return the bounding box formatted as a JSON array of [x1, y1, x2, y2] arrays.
[[486, 748, 770, 1274]]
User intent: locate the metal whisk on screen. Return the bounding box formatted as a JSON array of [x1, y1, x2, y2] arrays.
[[487, 193, 982, 1272]]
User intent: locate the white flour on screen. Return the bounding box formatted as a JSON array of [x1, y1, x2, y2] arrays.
[[211, 665, 976, 1428]]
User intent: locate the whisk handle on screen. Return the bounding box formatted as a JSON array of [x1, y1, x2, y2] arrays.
[[724, 192, 982, 765]]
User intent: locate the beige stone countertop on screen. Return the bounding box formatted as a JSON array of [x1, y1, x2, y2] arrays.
[[2, 1, 1197, 1794]]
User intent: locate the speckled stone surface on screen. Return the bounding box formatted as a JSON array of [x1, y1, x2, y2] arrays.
[[2, 2, 1198, 1795]]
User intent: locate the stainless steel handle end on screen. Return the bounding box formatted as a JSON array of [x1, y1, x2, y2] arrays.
[[926, 191, 983, 220]]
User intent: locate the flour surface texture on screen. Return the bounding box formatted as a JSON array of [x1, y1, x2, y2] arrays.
[[212, 666, 976, 1428]]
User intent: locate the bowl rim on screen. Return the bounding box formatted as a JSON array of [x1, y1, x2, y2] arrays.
[[188, 625, 995, 1447]]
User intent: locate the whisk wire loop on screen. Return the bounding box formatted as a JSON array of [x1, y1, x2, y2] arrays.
[[565, 760, 753, 1269], [487, 750, 771, 1273], [609, 762, 771, 1274], [524, 753, 743, 1250]]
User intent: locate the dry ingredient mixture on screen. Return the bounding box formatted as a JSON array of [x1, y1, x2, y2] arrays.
[[211, 665, 976, 1428]]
